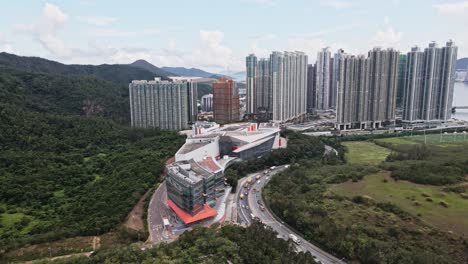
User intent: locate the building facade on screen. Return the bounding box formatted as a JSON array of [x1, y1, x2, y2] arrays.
[[402, 41, 458, 122], [166, 158, 224, 216], [335, 48, 399, 130], [245, 51, 308, 122], [213, 78, 240, 124], [367, 47, 400, 128], [315, 48, 331, 110], [307, 64, 317, 113], [255, 58, 272, 113], [201, 94, 213, 112], [129, 78, 196, 130], [270, 51, 308, 122], [246, 54, 257, 114], [331, 49, 345, 109], [335, 54, 370, 130]]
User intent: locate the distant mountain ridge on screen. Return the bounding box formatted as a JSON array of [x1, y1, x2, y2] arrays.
[[456, 58, 468, 70], [0, 52, 163, 84], [161, 66, 225, 79], [130, 60, 176, 77]]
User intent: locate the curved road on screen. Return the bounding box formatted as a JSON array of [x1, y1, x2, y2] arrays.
[[244, 166, 346, 264]]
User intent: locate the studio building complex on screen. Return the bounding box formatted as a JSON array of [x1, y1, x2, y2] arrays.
[[165, 122, 285, 225]]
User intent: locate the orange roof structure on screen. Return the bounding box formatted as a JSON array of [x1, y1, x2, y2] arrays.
[[167, 200, 217, 225], [199, 157, 221, 172]]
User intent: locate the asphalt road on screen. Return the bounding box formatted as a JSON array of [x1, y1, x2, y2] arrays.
[[147, 181, 173, 243], [242, 166, 346, 264]]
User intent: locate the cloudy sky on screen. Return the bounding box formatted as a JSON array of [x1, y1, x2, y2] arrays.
[[0, 0, 467, 72]]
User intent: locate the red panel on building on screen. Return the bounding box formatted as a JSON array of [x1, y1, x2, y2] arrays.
[[167, 200, 217, 225], [199, 157, 221, 172]]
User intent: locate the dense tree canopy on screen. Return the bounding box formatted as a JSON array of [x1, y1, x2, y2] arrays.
[[264, 139, 468, 264], [0, 65, 185, 256], [40, 222, 318, 264]]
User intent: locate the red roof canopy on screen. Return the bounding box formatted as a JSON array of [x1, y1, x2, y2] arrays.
[[167, 200, 217, 225]]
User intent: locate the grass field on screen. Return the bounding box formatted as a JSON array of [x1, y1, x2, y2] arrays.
[[343, 141, 391, 165], [330, 171, 468, 237], [376, 133, 468, 146]]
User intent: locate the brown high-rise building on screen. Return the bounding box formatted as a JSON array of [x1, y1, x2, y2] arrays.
[[213, 78, 240, 124]]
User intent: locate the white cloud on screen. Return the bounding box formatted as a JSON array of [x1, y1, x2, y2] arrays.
[[78, 16, 116, 27], [320, 0, 354, 9], [16, 3, 72, 58], [192, 30, 240, 70], [249, 34, 276, 57], [0, 32, 14, 53], [372, 27, 402, 49], [89, 28, 160, 37], [433, 1, 468, 57], [433, 1, 468, 15], [13, 3, 242, 71]]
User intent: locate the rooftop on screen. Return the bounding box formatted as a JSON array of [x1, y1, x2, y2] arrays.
[[178, 141, 211, 154]]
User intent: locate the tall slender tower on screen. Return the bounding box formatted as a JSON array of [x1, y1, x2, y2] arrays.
[[402, 41, 458, 122], [367, 47, 399, 128], [307, 64, 316, 113], [330, 49, 345, 109], [315, 48, 331, 110], [256, 58, 272, 113], [270, 51, 308, 122], [246, 54, 257, 114], [335, 54, 370, 130], [402, 47, 425, 121]]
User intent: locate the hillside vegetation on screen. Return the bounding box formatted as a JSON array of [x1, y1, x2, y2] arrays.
[[0, 62, 185, 259], [0, 52, 160, 84], [37, 222, 318, 264], [265, 137, 468, 264]]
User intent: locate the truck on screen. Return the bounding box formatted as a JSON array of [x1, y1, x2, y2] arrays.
[[288, 234, 301, 245]]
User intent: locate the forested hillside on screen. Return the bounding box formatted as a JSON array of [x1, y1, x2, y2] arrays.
[[0, 62, 185, 258], [265, 138, 468, 264], [37, 222, 318, 264], [129, 60, 176, 77], [0, 52, 160, 84], [0, 66, 129, 123]]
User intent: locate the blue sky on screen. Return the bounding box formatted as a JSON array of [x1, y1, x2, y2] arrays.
[[0, 0, 467, 72]]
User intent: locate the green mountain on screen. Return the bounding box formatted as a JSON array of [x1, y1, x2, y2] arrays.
[[161, 65, 225, 78], [456, 58, 468, 70], [0, 65, 129, 123], [0, 59, 185, 258], [130, 59, 176, 77], [0, 52, 161, 84]]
